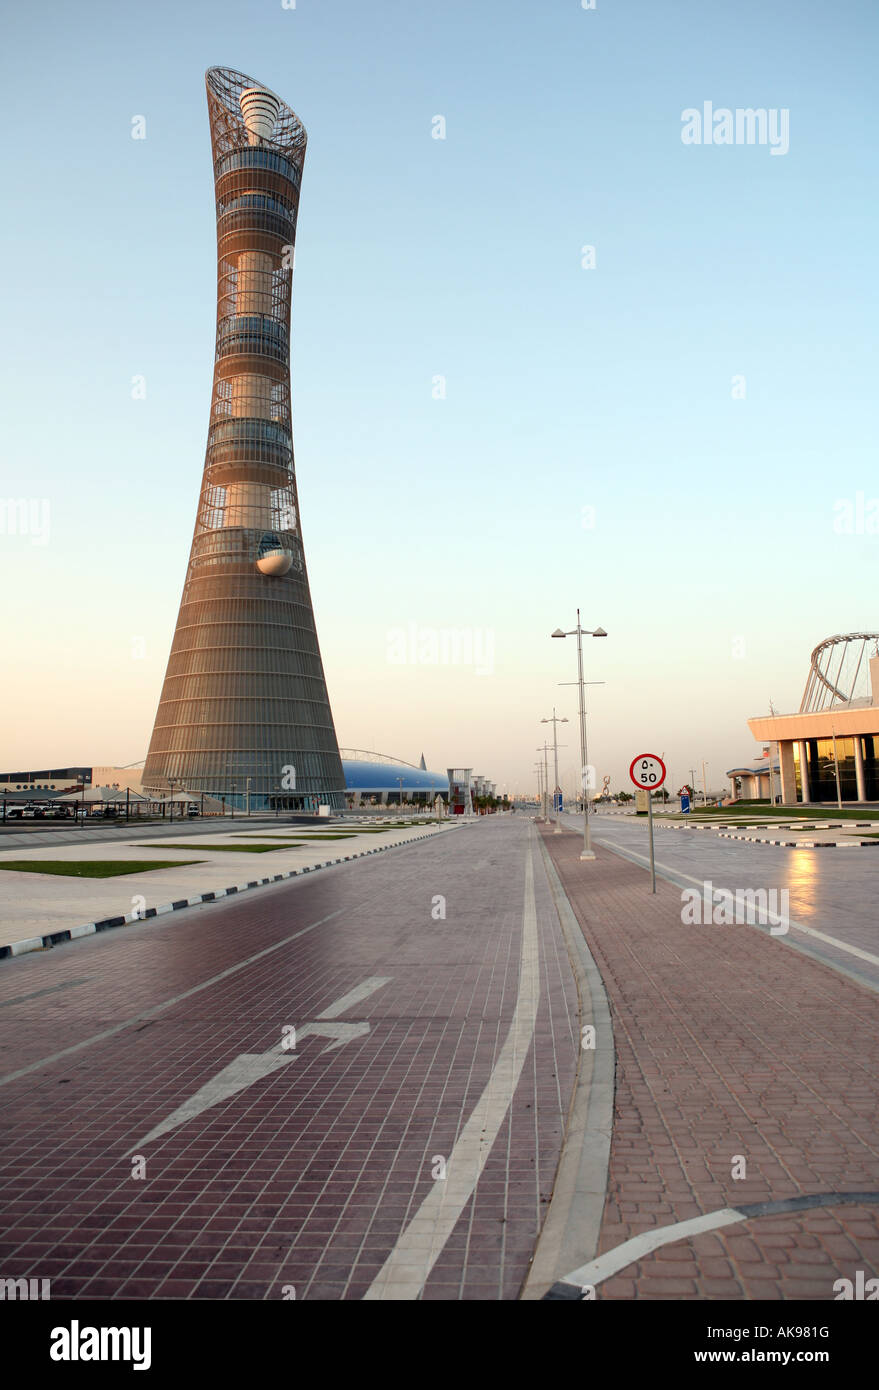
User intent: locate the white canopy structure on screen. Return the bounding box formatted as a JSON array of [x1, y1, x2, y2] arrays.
[[54, 785, 150, 804]]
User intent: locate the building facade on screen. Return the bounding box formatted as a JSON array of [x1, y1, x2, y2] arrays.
[[447, 768, 474, 815], [142, 68, 345, 813], [747, 635, 879, 804]]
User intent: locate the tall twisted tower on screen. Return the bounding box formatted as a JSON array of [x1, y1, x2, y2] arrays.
[[143, 67, 345, 812]]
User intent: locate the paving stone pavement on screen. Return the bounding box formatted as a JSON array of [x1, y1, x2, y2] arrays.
[[601, 1206, 879, 1300], [540, 824, 879, 1300]]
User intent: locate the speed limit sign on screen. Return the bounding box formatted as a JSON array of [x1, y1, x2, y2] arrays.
[[629, 753, 667, 790], [629, 753, 665, 895]]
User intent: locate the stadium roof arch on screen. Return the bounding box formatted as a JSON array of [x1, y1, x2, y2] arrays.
[[338, 750, 449, 794]]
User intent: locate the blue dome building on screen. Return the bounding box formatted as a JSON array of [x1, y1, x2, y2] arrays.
[[339, 750, 449, 807]]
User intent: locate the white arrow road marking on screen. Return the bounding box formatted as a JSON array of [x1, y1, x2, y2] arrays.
[[133, 976, 391, 1148], [298, 1020, 371, 1050], [314, 976, 392, 1019]]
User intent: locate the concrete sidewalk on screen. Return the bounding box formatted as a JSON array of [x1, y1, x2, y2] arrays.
[[540, 825, 879, 1300]]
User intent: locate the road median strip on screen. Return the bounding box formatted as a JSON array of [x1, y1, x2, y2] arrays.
[[0, 822, 464, 962]]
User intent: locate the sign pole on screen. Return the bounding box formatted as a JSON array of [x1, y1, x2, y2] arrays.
[[629, 753, 666, 896], [647, 792, 656, 893]]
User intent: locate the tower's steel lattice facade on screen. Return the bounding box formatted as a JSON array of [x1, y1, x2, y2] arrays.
[[143, 68, 345, 811]]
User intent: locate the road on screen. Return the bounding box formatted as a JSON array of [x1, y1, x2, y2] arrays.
[[572, 810, 879, 992], [0, 816, 578, 1300], [1, 812, 876, 1303]]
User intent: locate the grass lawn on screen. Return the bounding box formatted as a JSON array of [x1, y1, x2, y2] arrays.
[[228, 837, 310, 844], [134, 843, 295, 853], [252, 832, 355, 841], [0, 860, 203, 878]]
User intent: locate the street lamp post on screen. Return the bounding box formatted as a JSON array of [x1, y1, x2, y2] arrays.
[[541, 709, 569, 834], [551, 613, 607, 860], [536, 744, 551, 822]]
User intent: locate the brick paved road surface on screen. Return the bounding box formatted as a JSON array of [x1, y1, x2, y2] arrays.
[[3, 812, 876, 1302], [541, 825, 879, 1300], [0, 817, 578, 1300]]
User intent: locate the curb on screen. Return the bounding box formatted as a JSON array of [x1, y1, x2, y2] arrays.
[[0, 826, 463, 964], [718, 832, 879, 848], [654, 820, 875, 833], [652, 820, 879, 847], [520, 832, 615, 1300]]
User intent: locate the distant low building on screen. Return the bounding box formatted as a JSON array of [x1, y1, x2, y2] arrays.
[[0, 767, 92, 794], [725, 756, 781, 802], [448, 768, 473, 816]]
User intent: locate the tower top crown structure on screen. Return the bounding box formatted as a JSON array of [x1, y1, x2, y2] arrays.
[[205, 66, 307, 163]]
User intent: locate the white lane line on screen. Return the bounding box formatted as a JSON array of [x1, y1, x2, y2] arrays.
[[559, 1208, 745, 1292], [594, 836, 879, 970], [133, 976, 392, 1148], [0, 906, 348, 1089], [316, 976, 392, 1019], [363, 838, 541, 1301]]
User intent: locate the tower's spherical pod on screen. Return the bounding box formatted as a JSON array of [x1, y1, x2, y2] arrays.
[[239, 87, 281, 144], [257, 547, 294, 576]]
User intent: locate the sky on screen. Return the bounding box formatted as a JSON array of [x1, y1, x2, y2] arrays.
[[1, 0, 876, 798]]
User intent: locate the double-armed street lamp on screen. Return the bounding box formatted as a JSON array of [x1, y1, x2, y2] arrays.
[[536, 743, 551, 822], [540, 709, 569, 834], [551, 612, 607, 860]]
